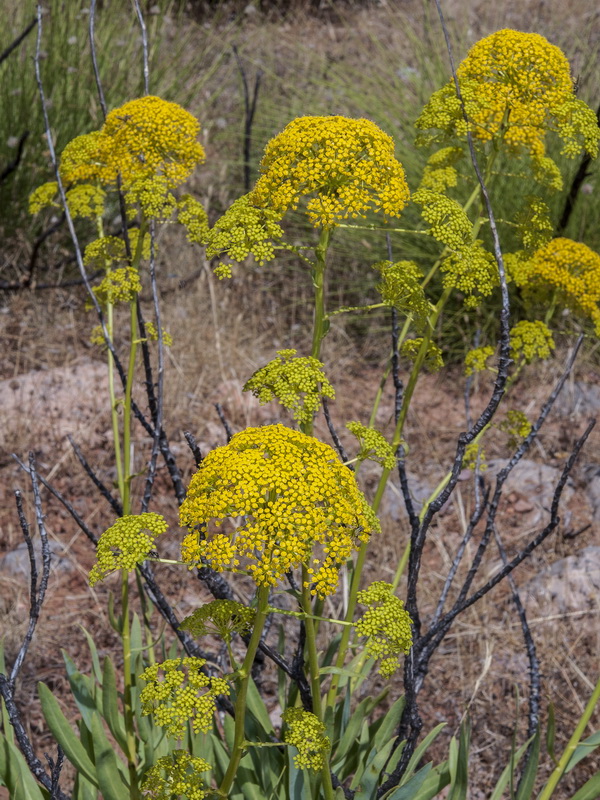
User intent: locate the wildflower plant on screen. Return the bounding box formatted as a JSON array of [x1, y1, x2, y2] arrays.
[[4, 9, 600, 800]]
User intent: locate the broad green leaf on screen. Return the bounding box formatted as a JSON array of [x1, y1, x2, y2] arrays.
[[224, 710, 236, 754], [38, 682, 98, 788], [546, 702, 556, 763], [515, 728, 540, 800], [246, 677, 275, 736], [349, 716, 373, 789], [77, 626, 103, 684], [385, 762, 451, 800], [383, 762, 432, 800], [91, 714, 130, 800], [62, 652, 97, 732], [72, 769, 98, 800], [0, 737, 47, 800], [287, 747, 306, 800], [400, 722, 447, 783], [371, 698, 406, 752], [101, 657, 129, 755], [332, 696, 376, 767], [354, 738, 396, 800], [447, 719, 469, 800], [565, 730, 600, 773], [489, 735, 535, 800], [570, 771, 600, 800], [209, 731, 230, 782]]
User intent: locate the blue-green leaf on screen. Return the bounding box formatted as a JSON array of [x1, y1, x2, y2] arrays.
[[38, 682, 98, 788], [565, 730, 600, 773], [91, 714, 130, 800], [570, 771, 600, 800]]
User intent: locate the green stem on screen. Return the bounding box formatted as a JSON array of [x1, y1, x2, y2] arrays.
[[218, 587, 271, 798], [538, 673, 600, 800], [120, 569, 141, 798], [301, 568, 335, 800], [311, 227, 331, 360], [122, 299, 138, 516], [107, 302, 125, 503]]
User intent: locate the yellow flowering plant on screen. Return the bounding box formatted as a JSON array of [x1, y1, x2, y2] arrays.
[[5, 9, 600, 800]]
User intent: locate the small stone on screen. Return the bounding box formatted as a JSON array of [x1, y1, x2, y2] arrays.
[[514, 498, 534, 513]]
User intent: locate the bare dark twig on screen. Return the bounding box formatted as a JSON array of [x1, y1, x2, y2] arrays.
[[232, 45, 263, 193], [0, 16, 37, 65], [141, 221, 164, 512], [132, 0, 150, 95], [0, 131, 29, 184], [556, 101, 600, 235], [68, 435, 123, 516], [89, 0, 108, 117], [9, 458, 52, 687], [13, 454, 98, 545], [322, 397, 352, 466], [45, 747, 65, 799], [215, 402, 234, 441], [184, 430, 203, 467], [0, 675, 71, 800], [493, 527, 540, 740]]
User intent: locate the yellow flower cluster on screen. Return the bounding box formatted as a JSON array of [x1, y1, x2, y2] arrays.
[[441, 240, 498, 308], [416, 30, 600, 160], [418, 147, 463, 192], [101, 96, 204, 187], [205, 194, 284, 278], [180, 600, 256, 644], [499, 409, 532, 450], [29, 181, 59, 214], [55, 97, 205, 219], [373, 260, 431, 328], [60, 131, 107, 184], [412, 189, 472, 250], [29, 180, 105, 219], [511, 239, 600, 334], [510, 320, 555, 363], [125, 174, 177, 220], [251, 115, 410, 228], [92, 266, 142, 305], [355, 581, 413, 677], [462, 442, 487, 472], [515, 197, 553, 252], [179, 424, 379, 597], [139, 657, 230, 739], [346, 421, 397, 470], [141, 751, 211, 800], [66, 184, 106, 219], [84, 230, 150, 269], [243, 349, 335, 427], [144, 321, 173, 347], [89, 513, 168, 586], [400, 338, 444, 373], [464, 345, 495, 376], [176, 194, 210, 244], [282, 708, 330, 771]]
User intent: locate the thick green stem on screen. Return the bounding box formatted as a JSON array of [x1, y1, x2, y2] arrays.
[[311, 227, 331, 360], [218, 587, 271, 798], [122, 300, 138, 516], [107, 302, 125, 502], [301, 569, 335, 800], [120, 570, 141, 798], [538, 673, 600, 800]]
